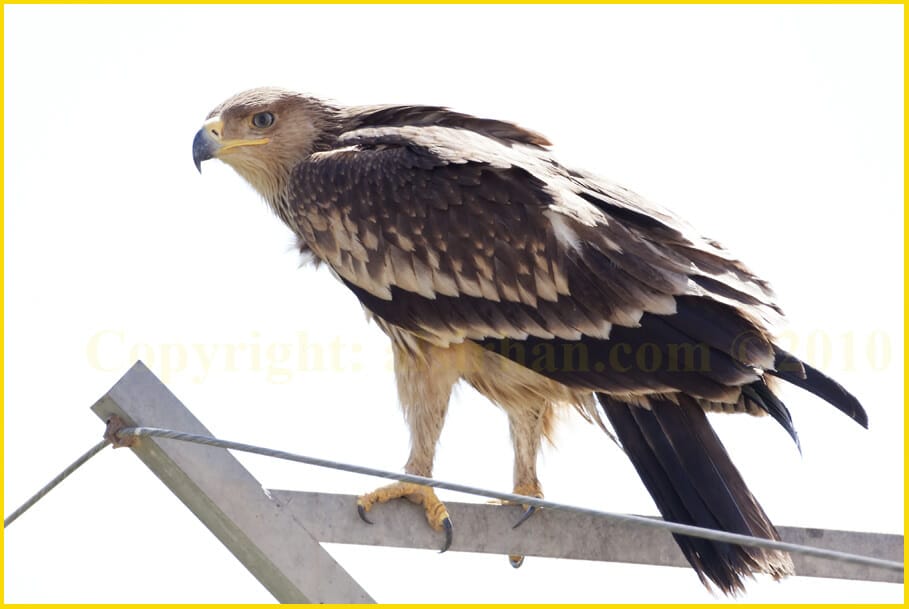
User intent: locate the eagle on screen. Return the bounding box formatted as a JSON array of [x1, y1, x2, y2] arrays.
[[192, 87, 867, 595]]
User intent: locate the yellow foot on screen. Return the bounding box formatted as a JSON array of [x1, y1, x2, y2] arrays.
[[357, 481, 453, 552], [504, 482, 543, 568]]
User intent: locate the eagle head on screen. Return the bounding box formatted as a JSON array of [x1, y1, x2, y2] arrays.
[[192, 87, 337, 202]]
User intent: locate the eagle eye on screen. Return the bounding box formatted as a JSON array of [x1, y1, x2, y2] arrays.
[[251, 112, 275, 129]]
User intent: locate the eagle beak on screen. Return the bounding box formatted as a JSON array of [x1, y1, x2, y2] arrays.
[[193, 117, 223, 173], [193, 115, 271, 173]]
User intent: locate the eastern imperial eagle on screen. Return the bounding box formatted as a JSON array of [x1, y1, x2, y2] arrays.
[[192, 87, 867, 595]]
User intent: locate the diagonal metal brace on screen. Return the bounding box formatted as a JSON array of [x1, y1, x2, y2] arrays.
[[90, 361, 374, 604]]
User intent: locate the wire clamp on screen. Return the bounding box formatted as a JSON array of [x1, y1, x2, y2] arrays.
[[104, 415, 136, 448]]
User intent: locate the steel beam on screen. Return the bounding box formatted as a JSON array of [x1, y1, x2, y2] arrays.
[[90, 361, 374, 604], [273, 489, 903, 584]]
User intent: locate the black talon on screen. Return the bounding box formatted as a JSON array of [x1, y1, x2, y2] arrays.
[[357, 504, 374, 525], [512, 505, 537, 529], [439, 517, 453, 553]]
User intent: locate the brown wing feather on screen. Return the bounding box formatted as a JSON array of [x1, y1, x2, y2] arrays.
[[290, 124, 780, 395]]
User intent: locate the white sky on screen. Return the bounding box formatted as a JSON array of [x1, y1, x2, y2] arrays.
[[3, 3, 904, 603]]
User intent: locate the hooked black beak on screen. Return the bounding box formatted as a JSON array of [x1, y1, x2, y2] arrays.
[[192, 116, 225, 173], [192, 116, 269, 173], [193, 127, 217, 173]]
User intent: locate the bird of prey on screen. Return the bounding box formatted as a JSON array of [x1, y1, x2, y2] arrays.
[[193, 87, 867, 595]]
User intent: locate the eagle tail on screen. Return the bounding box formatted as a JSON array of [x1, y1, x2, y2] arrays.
[[768, 346, 868, 428], [597, 393, 794, 595]]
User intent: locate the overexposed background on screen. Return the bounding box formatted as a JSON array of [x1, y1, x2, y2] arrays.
[[4, 4, 903, 603]]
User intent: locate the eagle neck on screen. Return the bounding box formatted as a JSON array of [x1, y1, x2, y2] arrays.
[[268, 185, 296, 230]]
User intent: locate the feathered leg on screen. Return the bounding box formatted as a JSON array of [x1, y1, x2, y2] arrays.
[[357, 339, 460, 552], [503, 400, 552, 567]]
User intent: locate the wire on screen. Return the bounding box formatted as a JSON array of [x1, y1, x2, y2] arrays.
[[5, 423, 901, 576], [4, 438, 111, 528], [115, 425, 902, 575]]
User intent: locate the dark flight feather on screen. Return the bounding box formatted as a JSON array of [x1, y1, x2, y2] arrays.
[[770, 347, 868, 428], [741, 382, 800, 450], [599, 393, 793, 594]]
